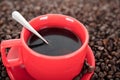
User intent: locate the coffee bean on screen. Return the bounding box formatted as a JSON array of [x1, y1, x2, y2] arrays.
[[12, 33, 19, 38], [110, 79, 114, 80], [105, 59, 109, 64], [115, 72, 120, 78], [109, 60, 115, 65], [5, 77, 10, 80], [107, 55, 112, 59], [0, 20, 3, 25], [0, 0, 120, 80], [115, 78, 120, 80], [98, 46, 104, 51], [96, 62, 101, 66], [0, 77, 2, 80], [6, 35, 12, 39], [88, 66, 95, 73], [111, 65, 117, 72], [108, 71, 114, 75], [2, 66, 5, 70], [98, 72, 105, 78], [101, 63, 105, 70], [103, 39, 108, 46], [107, 75, 112, 79], [108, 64, 112, 67], [74, 60, 94, 79], [1, 71, 7, 77], [104, 66, 109, 72], [116, 60, 120, 64], [95, 66, 100, 73], [103, 71, 107, 76], [91, 73, 98, 80], [95, 52, 101, 59]]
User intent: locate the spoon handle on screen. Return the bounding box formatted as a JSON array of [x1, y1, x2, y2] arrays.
[[12, 11, 48, 44]]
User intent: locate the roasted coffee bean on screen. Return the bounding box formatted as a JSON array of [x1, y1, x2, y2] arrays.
[[98, 46, 104, 51], [115, 78, 120, 80], [0, 20, 3, 26], [87, 66, 95, 73], [107, 75, 113, 79], [95, 66, 100, 73], [104, 66, 109, 72], [103, 71, 107, 76], [95, 52, 101, 59], [90, 73, 98, 80], [107, 55, 112, 59], [108, 71, 114, 75], [115, 72, 120, 78], [105, 59, 109, 64], [6, 35, 12, 39], [116, 59, 120, 64], [0, 0, 120, 80], [98, 72, 105, 78], [5, 77, 10, 80], [101, 65, 105, 70], [0, 77, 2, 80], [1, 71, 7, 77], [111, 65, 117, 72], [96, 62, 101, 66], [109, 60, 115, 65], [74, 60, 94, 79], [108, 64, 112, 67]]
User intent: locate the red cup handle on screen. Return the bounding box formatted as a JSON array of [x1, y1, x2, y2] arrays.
[[1, 39, 22, 67]]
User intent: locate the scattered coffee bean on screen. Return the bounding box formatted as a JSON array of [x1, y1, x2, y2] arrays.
[[1, 71, 7, 77], [87, 66, 95, 73], [74, 60, 94, 79], [115, 78, 120, 80], [98, 72, 105, 78], [0, 0, 119, 80], [115, 72, 120, 78], [91, 73, 98, 80], [5, 77, 10, 80], [107, 75, 113, 79], [95, 66, 100, 73]]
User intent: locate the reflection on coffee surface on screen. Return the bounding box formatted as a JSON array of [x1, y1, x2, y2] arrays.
[[27, 27, 82, 56]]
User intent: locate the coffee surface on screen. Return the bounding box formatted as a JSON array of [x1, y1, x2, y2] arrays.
[[27, 28, 82, 56]]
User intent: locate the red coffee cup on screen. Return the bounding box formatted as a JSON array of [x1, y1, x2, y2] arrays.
[[1, 14, 90, 80]]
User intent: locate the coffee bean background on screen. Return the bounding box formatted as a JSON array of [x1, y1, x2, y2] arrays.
[[0, 0, 120, 80]]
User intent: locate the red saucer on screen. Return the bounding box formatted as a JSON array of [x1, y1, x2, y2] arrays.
[[6, 46, 95, 80]]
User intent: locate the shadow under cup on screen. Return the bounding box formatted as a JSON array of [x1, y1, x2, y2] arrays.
[[21, 14, 89, 80]]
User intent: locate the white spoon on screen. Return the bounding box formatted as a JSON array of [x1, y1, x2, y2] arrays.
[[12, 11, 49, 44]]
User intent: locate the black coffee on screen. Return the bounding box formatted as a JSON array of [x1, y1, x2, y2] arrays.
[[27, 28, 82, 56]]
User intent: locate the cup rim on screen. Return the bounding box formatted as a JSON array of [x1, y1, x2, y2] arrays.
[[21, 14, 89, 59]]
